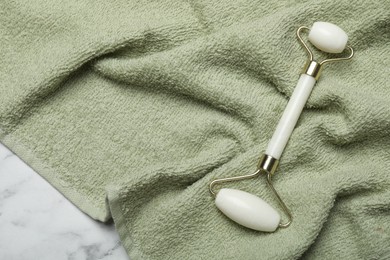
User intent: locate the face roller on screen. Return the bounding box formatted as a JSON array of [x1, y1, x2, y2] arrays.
[[209, 22, 354, 232]]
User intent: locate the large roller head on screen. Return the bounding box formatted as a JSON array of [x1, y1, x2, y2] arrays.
[[308, 22, 348, 53]]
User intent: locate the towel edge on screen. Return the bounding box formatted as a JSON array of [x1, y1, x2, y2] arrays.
[[0, 128, 111, 222]]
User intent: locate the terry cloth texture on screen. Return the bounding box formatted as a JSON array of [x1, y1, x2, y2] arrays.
[[1, 0, 390, 259]]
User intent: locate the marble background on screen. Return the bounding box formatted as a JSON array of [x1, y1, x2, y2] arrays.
[[0, 143, 129, 260]]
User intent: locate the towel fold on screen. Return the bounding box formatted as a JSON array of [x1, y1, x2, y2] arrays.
[[1, 0, 389, 259]]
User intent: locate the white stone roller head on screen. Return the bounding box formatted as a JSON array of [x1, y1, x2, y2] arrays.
[[308, 22, 348, 53], [215, 188, 280, 232]]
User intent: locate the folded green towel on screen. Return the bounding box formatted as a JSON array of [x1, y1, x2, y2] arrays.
[[1, 0, 389, 259]]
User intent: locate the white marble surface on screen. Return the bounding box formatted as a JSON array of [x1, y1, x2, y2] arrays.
[[0, 143, 130, 260]]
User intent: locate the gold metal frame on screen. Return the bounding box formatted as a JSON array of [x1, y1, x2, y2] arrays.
[[296, 26, 354, 80], [209, 154, 292, 228]]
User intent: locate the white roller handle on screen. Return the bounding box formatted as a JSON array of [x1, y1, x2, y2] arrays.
[[265, 74, 316, 159]]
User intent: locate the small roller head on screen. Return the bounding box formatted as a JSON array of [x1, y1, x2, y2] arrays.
[[308, 22, 348, 53]]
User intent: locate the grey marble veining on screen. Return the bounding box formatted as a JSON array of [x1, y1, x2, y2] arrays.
[[0, 143, 129, 260]]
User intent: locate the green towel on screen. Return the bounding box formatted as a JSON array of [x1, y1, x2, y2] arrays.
[[1, 0, 389, 259]]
